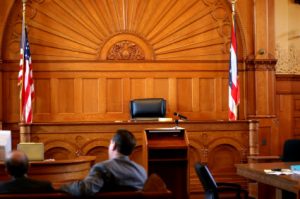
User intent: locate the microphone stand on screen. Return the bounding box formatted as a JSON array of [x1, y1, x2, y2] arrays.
[[174, 119, 179, 129]]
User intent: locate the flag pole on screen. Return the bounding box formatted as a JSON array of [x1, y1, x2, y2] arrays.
[[20, 0, 31, 143], [228, 0, 239, 121], [19, 0, 26, 123]]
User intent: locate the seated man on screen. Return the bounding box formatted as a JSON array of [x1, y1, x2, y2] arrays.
[[0, 150, 54, 193], [60, 129, 147, 197]]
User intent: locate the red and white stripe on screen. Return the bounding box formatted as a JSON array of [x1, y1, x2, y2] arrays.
[[228, 7, 239, 121], [19, 19, 34, 124]]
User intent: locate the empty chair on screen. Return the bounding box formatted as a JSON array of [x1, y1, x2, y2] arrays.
[[130, 98, 166, 120], [195, 162, 248, 199], [281, 139, 300, 162]]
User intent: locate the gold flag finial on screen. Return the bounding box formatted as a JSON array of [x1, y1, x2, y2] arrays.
[[231, 0, 237, 13], [22, 0, 26, 18]]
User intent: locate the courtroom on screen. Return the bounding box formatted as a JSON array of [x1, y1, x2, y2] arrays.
[[0, 0, 300, 199]]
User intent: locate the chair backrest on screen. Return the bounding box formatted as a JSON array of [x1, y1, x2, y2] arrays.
[[130, 98, 166, 119], [194, 162, 218, 198], [282, 139, 300, 162]]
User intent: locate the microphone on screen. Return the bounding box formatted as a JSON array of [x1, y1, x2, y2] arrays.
[[173, 112, 188, 120]]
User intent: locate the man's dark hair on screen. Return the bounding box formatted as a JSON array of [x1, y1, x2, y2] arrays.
[[5, 151, 29, 178], [112, 129, 136, 156]]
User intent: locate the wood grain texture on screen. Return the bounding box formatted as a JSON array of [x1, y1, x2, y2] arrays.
[[276, 75, 300, 155], [2, 0, 242, 61]]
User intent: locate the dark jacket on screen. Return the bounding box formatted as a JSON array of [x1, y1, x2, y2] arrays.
[[60, 156, 147, 196], [0, 176, 54, 194]]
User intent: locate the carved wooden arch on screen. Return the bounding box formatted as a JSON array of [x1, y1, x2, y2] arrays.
[[2, 0, 246, 61], [44, 139, 77, 160], [206, 137, 247, 171], [207, 137, 247, 157]]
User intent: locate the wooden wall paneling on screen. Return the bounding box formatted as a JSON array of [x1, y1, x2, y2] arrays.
[[277, 94, 293, 151], [198, 78, 214, 112], [34, 78, 51, 114], [106, 78, 123, 113], [145, 78, 154, 98], [82, 78, 98, 113], [74, 78, 83, 113], [220, 78, 228, 114], [58, 79, 74, 113], [192, 78, 200, 112], [253, 0, 275, 59], [6, 74, 18, 121], [276, 75, 300, 153], [168, 78, 177, 115], [255, 70, 276, 116], [50, 78, 59, 114], [293, 95, 300, 137], [98, 78, 107, 114], [246, 69, 256, 116], [177, 78, 192, 112], [238, 70, 246, 120], [123, 78, 131, 117], [1, 63, 245, 122], [2, 72, 8, 121], [130, 78, 146, 99], [153, 78, 169, 112]]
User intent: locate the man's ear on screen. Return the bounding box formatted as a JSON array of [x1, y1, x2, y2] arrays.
[[111, 141, 117, 151]]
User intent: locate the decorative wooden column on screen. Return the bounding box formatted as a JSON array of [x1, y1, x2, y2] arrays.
[[244, 0, 279, 156], [246, 59, 278, 155]]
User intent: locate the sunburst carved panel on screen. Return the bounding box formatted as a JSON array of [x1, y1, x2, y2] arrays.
[[3, 0, 241, 61]]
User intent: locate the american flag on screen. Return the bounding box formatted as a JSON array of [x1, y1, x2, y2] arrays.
[[18, 19, 34, 124], [228, 3, 239, 121]]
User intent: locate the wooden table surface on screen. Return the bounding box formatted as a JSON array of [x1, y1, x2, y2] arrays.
[[236, 162, 300, 199]]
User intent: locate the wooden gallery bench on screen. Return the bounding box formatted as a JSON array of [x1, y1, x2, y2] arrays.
[[0, 191, 174, 199]]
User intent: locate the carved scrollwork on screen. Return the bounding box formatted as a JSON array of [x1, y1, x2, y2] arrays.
[[107, 40, 145, 60]]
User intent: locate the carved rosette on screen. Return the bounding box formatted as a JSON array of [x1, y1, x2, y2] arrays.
[[107, 40, 145, 60]]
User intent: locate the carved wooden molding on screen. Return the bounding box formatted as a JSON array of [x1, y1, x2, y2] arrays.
[[246, 63, 276, 71], [246, 58, 277, 71]]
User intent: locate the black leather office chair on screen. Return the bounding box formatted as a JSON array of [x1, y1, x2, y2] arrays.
[[281, 139, 300, 162], [195, 162, 248, 199], [130, 98, 166, 119]]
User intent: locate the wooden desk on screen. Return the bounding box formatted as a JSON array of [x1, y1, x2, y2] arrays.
[[0, 156, 96, 183], [236, 162, 300, 199]]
